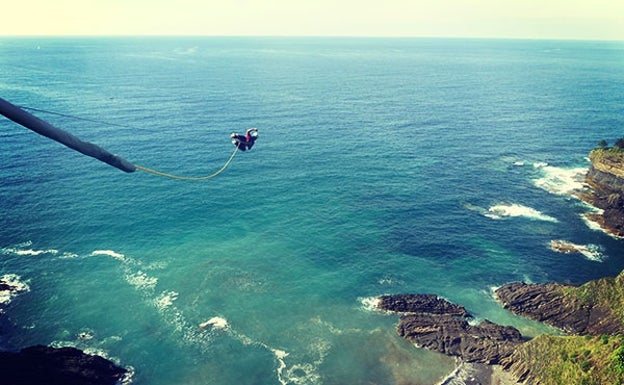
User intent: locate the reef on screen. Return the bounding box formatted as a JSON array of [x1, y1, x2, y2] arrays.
[[582, 149, 624, 237], [0, 276, 128, 385]]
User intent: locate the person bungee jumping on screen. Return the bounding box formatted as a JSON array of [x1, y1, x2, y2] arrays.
[[231, 128, 258, 151]]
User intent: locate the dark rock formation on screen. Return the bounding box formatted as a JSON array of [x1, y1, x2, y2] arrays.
[[1, 276, 128, 385], [398, 314, 524, 364], [0, 282, 13, 291], [379, 294, 524, 364], [378, 294, 470, 317], [495, 282, 622, 335], [583, 150, 624, 237], [0, 345, 127, 385]]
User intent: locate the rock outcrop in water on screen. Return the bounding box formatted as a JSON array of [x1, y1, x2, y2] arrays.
[[583, 148, 624, 237], [0, 345, 128, 385], [378, 294, 524, 364], [378, 293, 470, 317], [0, 275, 128, 385]]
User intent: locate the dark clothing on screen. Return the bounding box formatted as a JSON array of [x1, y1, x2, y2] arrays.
[[232, 134, 256, 151], [231, 128, 258, 151]]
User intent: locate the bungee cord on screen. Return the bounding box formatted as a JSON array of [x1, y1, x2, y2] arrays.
[[1, 97, 250, 180]]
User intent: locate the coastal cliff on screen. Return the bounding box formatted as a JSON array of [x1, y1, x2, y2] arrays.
[[495, 271, 624, 384], [583, 148, 624, 237], [376, 145, 624, 384], [381, 278, 624, 385], [495, 279, 623, 336]]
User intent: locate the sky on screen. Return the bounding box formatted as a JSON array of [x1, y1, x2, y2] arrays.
[[1, 0, 623, 40]]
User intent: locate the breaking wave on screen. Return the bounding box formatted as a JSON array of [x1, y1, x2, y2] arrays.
[[0, 273, 30, 307], [532, 163, 589, 196], [485, 203, 558, 222], [549, 240, 604, 262]]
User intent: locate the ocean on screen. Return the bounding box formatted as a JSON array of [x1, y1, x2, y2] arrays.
[[1, 37, 624, 385]]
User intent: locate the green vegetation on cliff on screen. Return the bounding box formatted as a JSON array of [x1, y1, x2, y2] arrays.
[[591, 139, 624, 180], [560, 270, 624, 327], [590, 147, 624, 160], [507, 271, 624, 384], [596, 138, 624, 151], [508, 334, 624, 385], [587, 140, 624, 237]]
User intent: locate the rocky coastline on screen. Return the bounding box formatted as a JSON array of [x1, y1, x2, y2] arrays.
[[0, 275, 128, 385], [378, 294, 524, 365], [379, 146, 624, 384], [495, 281, 623, 336], [581, 148, 624, 238]]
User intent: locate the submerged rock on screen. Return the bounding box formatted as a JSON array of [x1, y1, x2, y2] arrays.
[[0, 345, 127, 385]]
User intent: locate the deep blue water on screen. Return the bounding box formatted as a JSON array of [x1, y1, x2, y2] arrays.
[[1, 37, 624, 385]]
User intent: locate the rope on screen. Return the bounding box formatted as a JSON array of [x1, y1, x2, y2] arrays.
[[16, 103, 244, 180], [18, 105, 138, 129], [134, 145, 240, 181]]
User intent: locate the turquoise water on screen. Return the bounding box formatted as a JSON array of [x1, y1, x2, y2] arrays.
[[1, 37, 624, 384]]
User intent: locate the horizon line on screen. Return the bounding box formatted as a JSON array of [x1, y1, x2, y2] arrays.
[[1, 34, 623, 43]]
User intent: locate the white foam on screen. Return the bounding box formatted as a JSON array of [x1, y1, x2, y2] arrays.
[[577, 246, 604, 262], [273, 348, 290, 385], [549, 240, 604, 262], [550, 240, 604, 262], [437, 361, 481, 385], [154, 290, 178, 310], [120, 367, 135, 385], [485, 204, 558, 222], [58, 252, 81, 259], [16, 248, 58, 256], [91, 250, 126, 261], [0, 273, 31, 305], [285, 363, 321, 385], [1, 242, 58, 257], [358, 296, 381, 312], [581, 214, 624, 240], [125, 271, 158, 291], [199, 316, 229, 330], [533, 165, 589, 196]]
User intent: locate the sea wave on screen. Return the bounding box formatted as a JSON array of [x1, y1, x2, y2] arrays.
[[484, 203, 558, 222], [125, 271, 158, 291], [154, 290, 178, 310], [0, 273, 30, 306], [532, 163, 624, 238], [549, 240, 604, 262], [1, 241, 60, 257], [90, 250, 127, 261], [358, 296, 381, 312], [532, 164, 589, 196], [50, 333, 135, 385], [199, 316, 229, 330]]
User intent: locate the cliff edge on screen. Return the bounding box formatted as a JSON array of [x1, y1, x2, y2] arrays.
[[583, 148, 624, 237]]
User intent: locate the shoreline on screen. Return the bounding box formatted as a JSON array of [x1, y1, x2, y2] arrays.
[[381, 147, 624, 384]]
